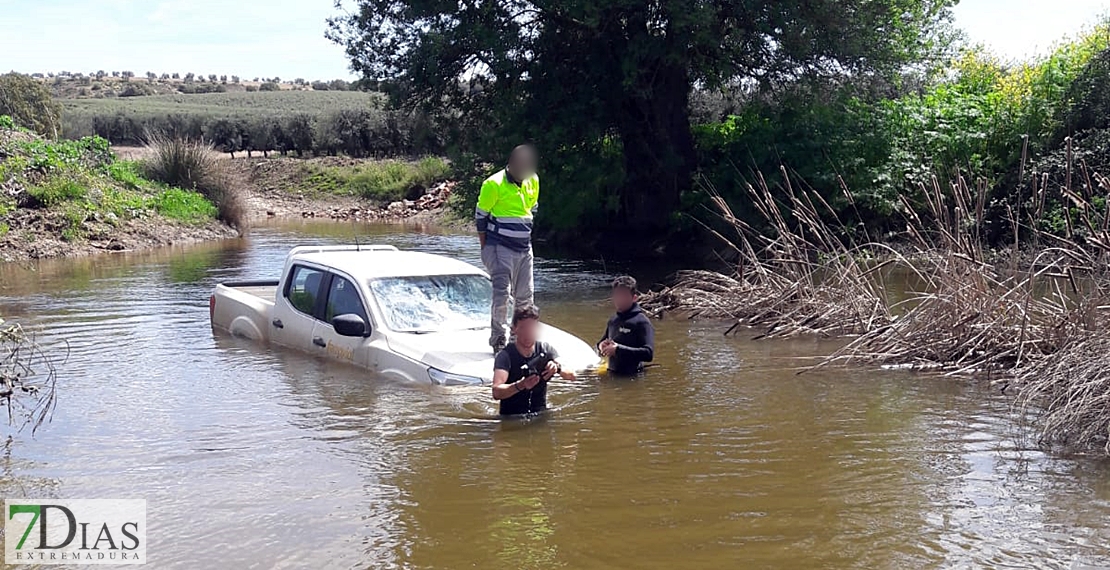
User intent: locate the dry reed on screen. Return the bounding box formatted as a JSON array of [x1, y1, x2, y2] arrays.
[[642, 168, 895, 338], [142, 132, 249, 232], [643, 144, 1110, 452], [0, 319, 59, 435]]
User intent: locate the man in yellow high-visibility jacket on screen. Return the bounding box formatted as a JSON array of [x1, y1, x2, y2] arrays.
[[475, 145, 539, 353]]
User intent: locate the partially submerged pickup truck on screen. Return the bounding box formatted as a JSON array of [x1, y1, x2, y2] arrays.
[[209, 245, 599, 386]]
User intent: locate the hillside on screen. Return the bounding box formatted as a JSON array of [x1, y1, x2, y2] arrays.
[[34, 74, 353, 100]]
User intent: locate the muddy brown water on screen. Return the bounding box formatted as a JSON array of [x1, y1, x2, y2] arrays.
[[1, 221, 1110, 569]]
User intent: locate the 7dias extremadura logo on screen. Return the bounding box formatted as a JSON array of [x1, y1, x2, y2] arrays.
[[5, 499, 146, 565]]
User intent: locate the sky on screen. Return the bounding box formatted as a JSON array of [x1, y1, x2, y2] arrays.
[[1, 0, 1110, 81], [951, 0, 1110, 61]]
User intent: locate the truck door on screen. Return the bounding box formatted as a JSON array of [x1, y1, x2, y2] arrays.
[[272, 264, 328, 352], [310, 272, 376, 369]]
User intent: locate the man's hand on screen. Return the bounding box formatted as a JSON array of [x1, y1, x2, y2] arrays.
[[520, 375, 542, 390], [599, 339, 618, 357], [478, 232, 486, 249], [542, 360, 559, 380]]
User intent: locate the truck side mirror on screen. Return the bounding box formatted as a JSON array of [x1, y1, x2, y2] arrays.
[[333, 314, 371, 338]]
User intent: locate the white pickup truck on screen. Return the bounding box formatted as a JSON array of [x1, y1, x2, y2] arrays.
[[209, 244, 598, 386]]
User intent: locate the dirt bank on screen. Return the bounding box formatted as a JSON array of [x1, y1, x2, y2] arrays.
[[0, 212, 237, 263], [223, 156, 460, 223]]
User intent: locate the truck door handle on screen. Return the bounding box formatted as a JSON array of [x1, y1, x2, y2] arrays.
[[313, 337, 327, 348], [272, 319, 284, 329]]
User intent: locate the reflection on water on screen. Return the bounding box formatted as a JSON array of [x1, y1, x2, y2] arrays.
[[0, 219, 1108, 569]]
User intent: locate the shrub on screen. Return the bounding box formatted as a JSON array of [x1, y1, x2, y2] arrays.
[[259, 82, 280, 92], [141, 133, 248, 231], [0, 73, 62, 138]]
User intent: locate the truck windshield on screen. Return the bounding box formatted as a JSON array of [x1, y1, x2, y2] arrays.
[[369, 275, 491, 333]]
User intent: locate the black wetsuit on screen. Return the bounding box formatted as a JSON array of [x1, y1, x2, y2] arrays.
[[495, 341, 559, 416], [598, 303, 655, 375]]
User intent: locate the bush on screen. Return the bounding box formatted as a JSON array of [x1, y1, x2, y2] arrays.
[[259, 82, 280, 92], [141, 133, 248, 231], [0, 73, 62, 138]]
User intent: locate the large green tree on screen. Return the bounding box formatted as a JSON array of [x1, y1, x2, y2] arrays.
[[329, 0, 955, 235], [0, 72, 63, 138]]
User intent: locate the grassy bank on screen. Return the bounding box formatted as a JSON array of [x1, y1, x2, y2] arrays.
[[296, 156, 451, 202], [0, 115, 231, 260]]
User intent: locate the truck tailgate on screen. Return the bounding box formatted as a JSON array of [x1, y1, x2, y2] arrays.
[[211, 280, 278, 342]]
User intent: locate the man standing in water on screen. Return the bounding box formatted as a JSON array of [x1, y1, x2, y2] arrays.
[[492, 306, 576, 416], [598, 276, 655, 375], [475, 145, 539, 353]]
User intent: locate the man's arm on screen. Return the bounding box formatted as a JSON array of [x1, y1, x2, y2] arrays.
[[530, 174, 540, 215], [553, 359, 576, 381], [597, 327, 611, 352], [614, 318, 655, 363], [476, 179, 498, 248], [543, 345, 576, 381], [492, 368, 527, 400]]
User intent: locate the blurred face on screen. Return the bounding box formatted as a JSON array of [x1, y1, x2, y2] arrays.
[[512, 316, 540, 346], [611, 287, 637, 313], [508, 147, 537, 179]]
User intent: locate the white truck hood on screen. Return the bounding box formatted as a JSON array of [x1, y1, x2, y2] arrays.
[[386, 323, 600, 383]]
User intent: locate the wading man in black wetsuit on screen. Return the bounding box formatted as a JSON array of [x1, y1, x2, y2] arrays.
[[598, 276, 655, 375], [492, 306, 577, 416]]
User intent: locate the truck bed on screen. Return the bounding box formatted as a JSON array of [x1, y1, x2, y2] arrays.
[[228, 282, 278, 302], [211, 280, 280, 341]]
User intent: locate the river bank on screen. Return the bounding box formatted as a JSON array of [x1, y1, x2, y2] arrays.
[[0, 129, 459, 263]]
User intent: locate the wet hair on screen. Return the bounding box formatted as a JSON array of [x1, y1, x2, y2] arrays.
[[611, 276, 639, 295], [511, 305, 541, 327]]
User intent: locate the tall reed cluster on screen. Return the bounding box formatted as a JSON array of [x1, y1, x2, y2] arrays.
[[141, 132, 249, 232], [642, 149, 1110, 452]]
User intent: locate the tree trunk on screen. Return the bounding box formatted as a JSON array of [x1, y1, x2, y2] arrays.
[[614, 62, 696, 233]]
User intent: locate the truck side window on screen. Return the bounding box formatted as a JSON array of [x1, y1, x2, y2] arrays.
[[286, 265, 324, 316], [325, 275, 369, 324]]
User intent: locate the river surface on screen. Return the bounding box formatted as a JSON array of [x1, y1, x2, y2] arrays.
[[1, 221, 1110, 569]]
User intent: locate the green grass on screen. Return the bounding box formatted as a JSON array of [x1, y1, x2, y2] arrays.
[[149, 187, 218, 222], [107, 160, 144, 188], [0, 126, 222, 243], [27, 176, 88, 206], [301, 157, 451, 202]]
